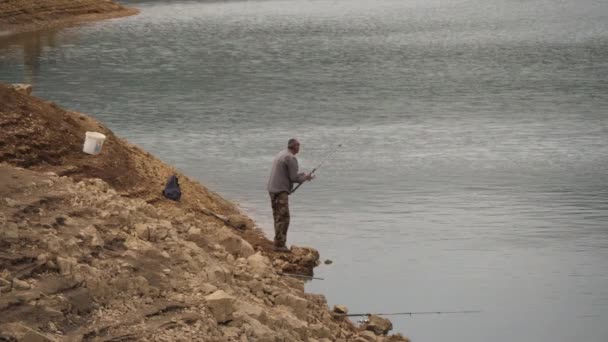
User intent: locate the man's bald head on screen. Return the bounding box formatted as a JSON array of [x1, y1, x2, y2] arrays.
[[288, 138, 300, 154]]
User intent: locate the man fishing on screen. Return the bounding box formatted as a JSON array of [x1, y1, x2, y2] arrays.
[[267, 138, 314, 252]]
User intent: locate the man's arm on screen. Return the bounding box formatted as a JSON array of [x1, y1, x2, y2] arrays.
[[287, 156, 307, 184]]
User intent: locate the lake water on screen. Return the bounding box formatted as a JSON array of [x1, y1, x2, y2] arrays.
[[1, 0, 608, 340]]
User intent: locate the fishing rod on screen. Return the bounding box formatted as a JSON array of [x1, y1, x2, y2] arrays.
[[337, 310, 481, 317], [278, 272, 324, 280], [291, 127, 362, 195]]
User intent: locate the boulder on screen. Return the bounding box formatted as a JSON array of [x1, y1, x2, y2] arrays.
[[363, 315, 393, 336], [233, 300, 267, 323], [357, 330, 378, 342], [247, 252, 271, 274], [274, 293, 308, 320], [333, 304, 349, 314], [216, 228, 255, 258], [278, 312, 308, 340], [205, 290, 236, 323]]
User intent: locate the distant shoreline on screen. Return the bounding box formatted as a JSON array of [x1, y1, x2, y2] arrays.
[[0, 0, 139, 37]]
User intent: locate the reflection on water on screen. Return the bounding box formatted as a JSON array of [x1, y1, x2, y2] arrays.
[[0, 29, 58, 83]]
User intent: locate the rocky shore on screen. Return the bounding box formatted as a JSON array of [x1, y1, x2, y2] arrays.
[[0, 83, 411, 341], [0, 0, 138, 36]]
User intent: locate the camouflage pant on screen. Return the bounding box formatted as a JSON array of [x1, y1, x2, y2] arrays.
[[269, 192, 290, 247]]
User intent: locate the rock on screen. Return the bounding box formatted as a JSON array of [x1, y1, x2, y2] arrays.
[[55, 215, 73, 226], [277, 312, 308, 340], [333, 304, 348, 314], [56, 257, 77, 276], [161, 251, 170, 258], [205, 290, 236, 323], [246, 280, 263, 295], [272, 259, 289, 269], [216, 228, 255, 258], [44, 236, 62, 254], [110, 276, 150, 296], [247, 252, 271, 274], [289, 246, 321, 272], [274, 293, 308, 320], [324, 259, 333, 265], [363, 315, 393, 336], [11, 83, 33, 95], [199, 283, 218, 295], [358, 330, 378, 342], [227, 214, 251, 230], [156, 220, 173, 240], [36, 253, 49, 264], [386, 334, 411, 342], [234, 300, 267, 322], [79, 225, 103, 247], [134, 223, 152, 241], [187, 227, 202, 238], [310, 323, 332, 339], [3, 197, 19, 207], [1, 222, 19, 239], [73, 264, 100, 283], [238, 315, 275, 340], [12, 279, 31, 290], [134, 222, 169, 242], [48, 322, 58, 332], [204, 265, 232, 284]]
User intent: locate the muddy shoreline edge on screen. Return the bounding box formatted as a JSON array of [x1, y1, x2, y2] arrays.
[[0, 0, 139, 37]]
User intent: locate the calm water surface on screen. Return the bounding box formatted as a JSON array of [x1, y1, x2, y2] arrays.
[[1, 0, 608, 341]]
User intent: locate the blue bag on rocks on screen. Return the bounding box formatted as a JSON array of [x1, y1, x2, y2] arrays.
[[162, 174, 181, 201]]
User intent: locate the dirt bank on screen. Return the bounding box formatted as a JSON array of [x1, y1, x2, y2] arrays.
[[0, 83, 412, 341], [0, 0, 138, 36]]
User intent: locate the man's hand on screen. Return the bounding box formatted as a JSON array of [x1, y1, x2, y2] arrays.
[[305, 173, 316, 181]]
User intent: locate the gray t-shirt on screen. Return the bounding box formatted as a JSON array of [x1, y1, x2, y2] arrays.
[[267, 149, 306, 194]]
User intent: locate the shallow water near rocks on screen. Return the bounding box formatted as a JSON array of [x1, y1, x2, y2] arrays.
[[1, 0, 608, 341]]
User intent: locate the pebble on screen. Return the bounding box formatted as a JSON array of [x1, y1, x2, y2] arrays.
[[48, 322, 58, 332], [3, 198, 19, 207]]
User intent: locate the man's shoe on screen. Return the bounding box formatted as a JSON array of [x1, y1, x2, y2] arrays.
[[273, 245, 291, 253]]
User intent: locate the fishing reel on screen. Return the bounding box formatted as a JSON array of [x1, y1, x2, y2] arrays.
[[357, 317, 370, 324]]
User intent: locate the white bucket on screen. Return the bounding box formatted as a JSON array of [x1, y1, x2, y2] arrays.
[[83, 131, 106, 155]]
